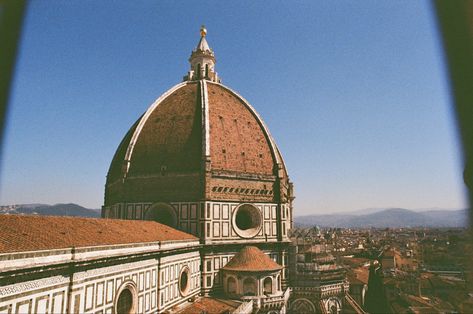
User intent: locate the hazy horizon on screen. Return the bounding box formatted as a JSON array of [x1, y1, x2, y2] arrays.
[[0, 202, 466, 217], [295, 206, 467, 216], [0, 1, 468, 215]]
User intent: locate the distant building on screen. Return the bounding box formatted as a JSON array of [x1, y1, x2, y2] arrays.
[[289, 229, 365, 313]]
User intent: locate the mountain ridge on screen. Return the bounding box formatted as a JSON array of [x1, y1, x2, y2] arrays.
[[295, 208, 468, 228], [0, 203, 101, 218]]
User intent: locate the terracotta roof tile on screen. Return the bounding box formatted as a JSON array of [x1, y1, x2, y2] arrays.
[[0, 215, 197, 253], [175, 297, 241, 314], [222, 246, 282, 272]]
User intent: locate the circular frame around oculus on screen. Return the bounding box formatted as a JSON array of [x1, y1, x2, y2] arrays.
[[232, 203, 263, 238]]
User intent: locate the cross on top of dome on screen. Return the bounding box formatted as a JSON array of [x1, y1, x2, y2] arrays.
[[183, 26, 221, 83]]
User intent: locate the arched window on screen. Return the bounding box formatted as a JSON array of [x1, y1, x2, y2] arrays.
[[263, 277, 273, 294], [327, 298, 340, 314], [205, 64, 209, 78], [289, 299, 316, 313], [196, 63, 201, 79], [243, 277, 256, 296], [144, 203, 177, 227], [330, 305, 338, 314], [114, 283, 137, 314], [277, 275, 281, 291], [117, 289, 133, 313], [227, 277, 236, 294]]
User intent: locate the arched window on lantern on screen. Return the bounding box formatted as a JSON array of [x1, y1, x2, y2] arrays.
[[227, 277, 236, 294], [196, 63, 201, 79], [243, 277, 256, 296], [263, 277, 273, 294]]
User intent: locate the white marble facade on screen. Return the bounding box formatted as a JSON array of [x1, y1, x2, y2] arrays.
[[102, 200, 292, 295], [103, 201, 292, 243], [0, 243, 200, 314]]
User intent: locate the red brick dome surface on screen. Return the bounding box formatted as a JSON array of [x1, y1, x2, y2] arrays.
[[107, 82, 201, 183], [105, 80, 288, 204], [207, 83, 274, 175]]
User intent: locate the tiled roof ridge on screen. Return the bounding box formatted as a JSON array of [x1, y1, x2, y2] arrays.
[[0, 215, 197, 253], [222, 246, 282, 272]]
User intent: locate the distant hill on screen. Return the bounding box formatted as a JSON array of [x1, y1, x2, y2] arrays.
[[0, 203, 101, 218], [295, 208, 469, 228]]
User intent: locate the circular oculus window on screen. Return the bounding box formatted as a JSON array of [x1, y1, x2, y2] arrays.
[[232, 204, 262, 238], [178, 266, 191, 297]]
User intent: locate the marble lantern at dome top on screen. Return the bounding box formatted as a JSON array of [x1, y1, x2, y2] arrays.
[[184, 25, 221, 83]]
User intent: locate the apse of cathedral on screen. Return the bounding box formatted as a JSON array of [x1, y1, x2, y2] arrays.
[[0, 27, 363, 314]]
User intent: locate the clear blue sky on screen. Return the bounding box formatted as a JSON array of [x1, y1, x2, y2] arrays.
[[0, 1, 467, 214]]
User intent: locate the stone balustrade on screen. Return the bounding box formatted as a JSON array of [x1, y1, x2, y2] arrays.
[[232, 300, 253, 314]]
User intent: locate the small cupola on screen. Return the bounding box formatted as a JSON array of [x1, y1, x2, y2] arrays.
[[183, 25, 221, 82], [222, 246, 283, 298]]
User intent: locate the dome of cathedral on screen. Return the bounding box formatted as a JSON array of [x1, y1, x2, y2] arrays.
[[222, 246, 283, 272], [105, 27, 292, 206]]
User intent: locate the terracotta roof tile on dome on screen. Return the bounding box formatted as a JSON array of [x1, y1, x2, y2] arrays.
[[108, 81, 283, 181], [127, 82, 202, 176], [207, 83, 275, 175], [222, 246, 283, 272], [0, 215, 197, 253]]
